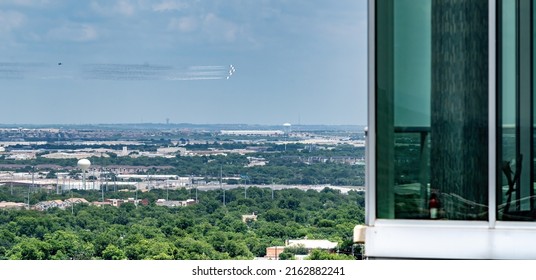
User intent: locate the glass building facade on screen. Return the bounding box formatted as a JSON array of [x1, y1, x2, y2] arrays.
[[363, 0, 536, 259]]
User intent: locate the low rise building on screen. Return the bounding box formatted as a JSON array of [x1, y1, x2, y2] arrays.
[[103, 198, 149, 207], [220, 130, 284, 136], [285, 239, 338, 252], [155, 198, 196, 207], [34, 200, 65, 211], [265, 246, 286, 260], [64, 198, 89, 205], [91, 201, 113, 207], [0, 201, 27, 210], [241, 213, 257, 223], [265, 239, 338, 260]]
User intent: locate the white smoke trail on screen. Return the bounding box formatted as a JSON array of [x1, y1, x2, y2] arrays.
[[0, 62, 236, 81]]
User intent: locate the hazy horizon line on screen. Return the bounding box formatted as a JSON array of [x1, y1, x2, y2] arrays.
[[0, 122, 366, 127]]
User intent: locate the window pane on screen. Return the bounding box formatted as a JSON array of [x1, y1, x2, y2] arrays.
[[376, 0, 488, 220], [497, 0, 536, 221]]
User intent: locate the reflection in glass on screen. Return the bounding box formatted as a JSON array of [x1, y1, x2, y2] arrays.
[[498, 0, 536, 221], [376, 0, 488, 220]]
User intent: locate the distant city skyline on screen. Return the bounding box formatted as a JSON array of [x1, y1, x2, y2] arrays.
[[0, 0, 367, 125], [0, 123, 365, 132]]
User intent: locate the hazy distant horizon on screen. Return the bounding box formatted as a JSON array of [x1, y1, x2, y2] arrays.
[[0, 122, 366, 129]]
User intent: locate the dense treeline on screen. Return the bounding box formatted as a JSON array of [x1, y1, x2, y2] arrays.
[[0, 187, 364, 260]]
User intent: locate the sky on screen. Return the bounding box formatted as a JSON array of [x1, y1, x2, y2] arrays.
[[0, 0, 367, 126]]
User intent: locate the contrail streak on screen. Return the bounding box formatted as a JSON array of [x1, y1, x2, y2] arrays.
[[189, 65, 226, 70], [0, 62, 236, 81]]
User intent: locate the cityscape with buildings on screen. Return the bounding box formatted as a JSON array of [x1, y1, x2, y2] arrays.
[[0, 123, 365, 260], [0, 0, 371, 267]]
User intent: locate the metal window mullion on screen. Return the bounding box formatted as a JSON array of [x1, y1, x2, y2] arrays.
[[366, 0, 376, 226], [489, 0, 497, 228]]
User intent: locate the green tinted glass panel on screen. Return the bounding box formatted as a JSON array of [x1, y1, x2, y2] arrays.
[[393, 0, 431, 128], [376, 0, 488, 220], [497, 0, 536, 221]]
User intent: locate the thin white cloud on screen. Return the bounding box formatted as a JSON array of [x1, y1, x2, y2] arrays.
[[0, 10, 25, 33], [79, 25, 98, 41], [90, 1, 110, 16], [116, 0, 135, 16], [168, 17, 197, 32], [169, 13, 242, 43], [153, 0, 187, 12], [203, 13, 241, 42], [47, 23, 98, 42], [90, 0, 136, 16], [0, 0, 53, 6]]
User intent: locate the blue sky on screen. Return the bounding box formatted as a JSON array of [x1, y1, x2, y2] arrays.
[[0, 0, 367, 125]]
